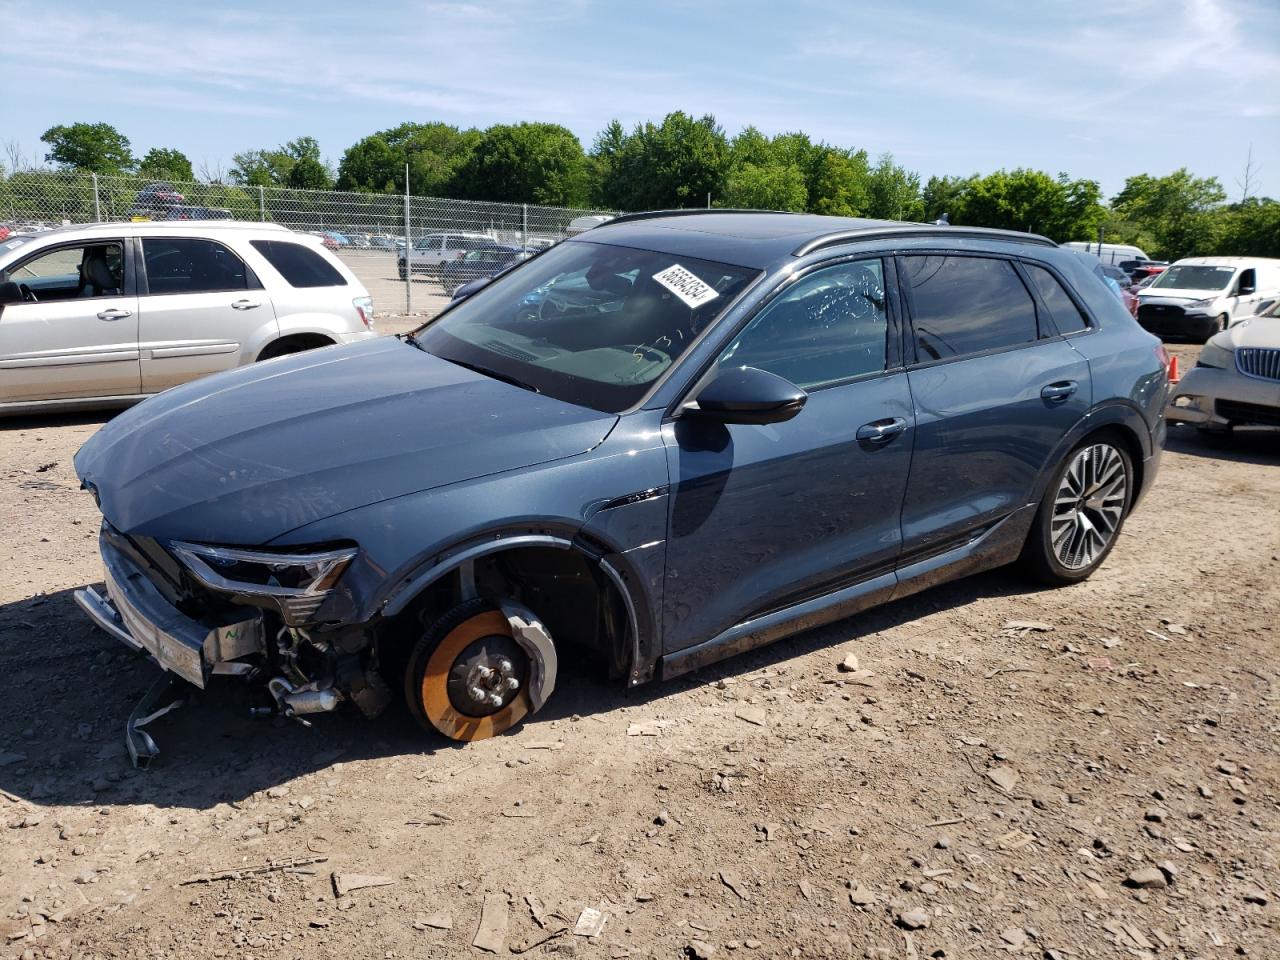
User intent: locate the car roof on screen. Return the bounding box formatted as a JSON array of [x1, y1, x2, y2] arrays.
[[577, 210, 1055, 269], [24, 220, 292, 241]]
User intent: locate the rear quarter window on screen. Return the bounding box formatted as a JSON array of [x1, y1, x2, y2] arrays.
[[251, 240, 347, 288], [1026, 263, 1091, 334]]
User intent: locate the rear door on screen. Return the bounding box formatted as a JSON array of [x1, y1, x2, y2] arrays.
[[0, 238, 140, 404], [897, 253, 1091, 558], [662, 257, 914, 652], [138, 236, 276, 393]]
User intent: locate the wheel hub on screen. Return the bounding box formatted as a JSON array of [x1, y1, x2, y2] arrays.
[[446, 635, 527, 717]]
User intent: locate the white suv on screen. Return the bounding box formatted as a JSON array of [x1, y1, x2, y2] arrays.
[[0, 221, 377, 416]]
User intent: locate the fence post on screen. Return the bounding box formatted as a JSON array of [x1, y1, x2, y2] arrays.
[[522, 203, 528, 247], [91, 173, 101, 222], [403, 163, 412, 317], [258, 185, 266, 222]]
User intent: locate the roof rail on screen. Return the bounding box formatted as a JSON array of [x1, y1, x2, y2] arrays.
[[597, 208, 799, 228], [794, 225, 1056, 256]]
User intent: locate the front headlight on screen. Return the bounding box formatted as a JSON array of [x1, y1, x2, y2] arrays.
[[170, 542, 357, 624], [1185, 298, 1217, 311], [1195, 343, 1233, 370]]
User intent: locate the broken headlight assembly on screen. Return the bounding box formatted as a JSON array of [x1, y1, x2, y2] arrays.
[[168, 541, 357, 625]]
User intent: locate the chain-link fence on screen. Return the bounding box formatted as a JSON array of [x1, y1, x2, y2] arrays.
[[0, 169, 616, 318]]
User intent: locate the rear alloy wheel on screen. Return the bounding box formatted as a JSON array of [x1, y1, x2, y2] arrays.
[[405, 600, 534, 741], [1019, 439, 1132, 585]]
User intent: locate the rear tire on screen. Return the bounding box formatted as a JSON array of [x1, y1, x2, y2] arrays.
[[1017, 437, 1133, 586], [404, 600, 534, 742]]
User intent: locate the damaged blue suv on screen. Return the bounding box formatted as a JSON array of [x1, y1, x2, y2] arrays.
[[73, 211, 1168, 758]]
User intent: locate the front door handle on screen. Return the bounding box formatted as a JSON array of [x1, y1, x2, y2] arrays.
[[1041, 381, 1078, 403], [96, 308, 132, 321], [856, 417, 908, 445], [231, 299, 262, 310]]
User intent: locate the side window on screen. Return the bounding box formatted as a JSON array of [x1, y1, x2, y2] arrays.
[[718, 259, 888, 390], [4, 242, 125, 301], [902, 256, 1038, 361], [250, 240, 346, 288], [1026, 263, 1090, 335], [415, 237, 441, 251], [142, 238, 248, 295]]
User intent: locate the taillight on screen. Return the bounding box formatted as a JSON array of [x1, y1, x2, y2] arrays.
[[1154, 343, 1174, 381], [352, 296, 374, 328]]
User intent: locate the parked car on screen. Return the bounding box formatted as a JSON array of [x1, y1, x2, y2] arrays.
[[1062, 241, 1151, 266], [368, 234, 399, 251], [71, 211, 1167, 761], [1167, 299, 1280, 435], [0, 221, 376, 416], [398, 232, 493, 281], [132, 181, 185, 215], [439, 243, 529, 296], [1136, 256, 1280, 341]]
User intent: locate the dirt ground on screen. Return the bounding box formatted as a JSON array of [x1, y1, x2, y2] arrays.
[[1, 340, 1277, 960]]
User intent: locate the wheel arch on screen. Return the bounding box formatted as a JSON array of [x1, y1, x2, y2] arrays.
[[257, 332, 336, 361], [1029, 400, 1153, 509], [377, 526, 652, 686]]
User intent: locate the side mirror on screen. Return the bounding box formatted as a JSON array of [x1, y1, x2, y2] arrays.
[[0, 281, 23, 306], [451, 277, 492, 301], [1238, 284, 1255, 296], [686, 366, 807, 425]]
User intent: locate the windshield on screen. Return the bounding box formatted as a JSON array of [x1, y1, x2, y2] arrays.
[[414, 239, 759, 413], [1151, 264, 1236, 292]]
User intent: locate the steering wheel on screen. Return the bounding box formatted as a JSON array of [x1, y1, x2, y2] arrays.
[[18, 283, 37, 303]]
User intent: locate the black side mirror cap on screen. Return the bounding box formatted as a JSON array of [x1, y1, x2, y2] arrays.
[[685, 366, 807, 425], [0, 280, 23, 306], [1238, 284, 1256, 296]]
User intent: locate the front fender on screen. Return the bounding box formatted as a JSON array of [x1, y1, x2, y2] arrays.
[[268, 414, 671, 653]]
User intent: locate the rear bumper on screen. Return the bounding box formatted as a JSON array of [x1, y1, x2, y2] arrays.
[[1167, 365, 1280, 428], [74, 529, 265, 688]]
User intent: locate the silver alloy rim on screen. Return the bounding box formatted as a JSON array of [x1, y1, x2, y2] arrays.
[[1051, 444, 1128, 570]]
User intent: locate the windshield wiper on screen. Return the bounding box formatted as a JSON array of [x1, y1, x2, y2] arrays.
[[401, 331, 424, 350], [441, 356, 540, 394]]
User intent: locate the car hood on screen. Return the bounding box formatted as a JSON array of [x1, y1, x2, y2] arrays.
[[74, 337, 617, 544], [1211, 316, 1280, 351], [1138, 288, 1225, 303]]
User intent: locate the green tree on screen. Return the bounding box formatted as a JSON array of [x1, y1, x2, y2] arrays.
[[721, 162, 808, 211], [953, 168, 1105, 240], [40, 122, 134, 174], [921, 174, 976, 223], [808, 147, 872, 217], [1109, 169, 1227, 259], [453, 123, 588, 205], [596, 112, 729, 210], [284, 136, 333, 190], [230, 148, 293, 187], [337, 122, 480, 196], [586, 120, 627, 205], [137, 147, 194, 182], [1217, 198, 1280, 258], [865, 153, 923, 221], [231, 137, 333, 190]]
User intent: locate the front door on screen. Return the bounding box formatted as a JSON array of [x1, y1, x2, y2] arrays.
[[0, 239, 140, 404], [897, 254, 1092, 556], [138, 236, 274, 393], [662, 258, 914, 653]]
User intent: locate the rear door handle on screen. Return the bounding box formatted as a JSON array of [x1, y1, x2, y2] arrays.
[[1041, 381, 1078, 402], [96, 308, 132, 321], [231, 299, 262, 310], [856, 417, 908, 445]]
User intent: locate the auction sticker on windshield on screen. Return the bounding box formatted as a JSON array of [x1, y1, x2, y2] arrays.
[[653, 264, 720, 309]]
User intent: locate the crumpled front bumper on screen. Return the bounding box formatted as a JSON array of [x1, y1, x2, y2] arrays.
[[74, 527, 265, 689], [1167, 365, 1280, 428]]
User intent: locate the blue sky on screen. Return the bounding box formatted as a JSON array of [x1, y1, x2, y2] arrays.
[[3, 0, 1277, 199]]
